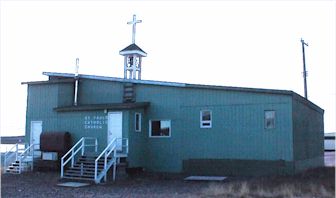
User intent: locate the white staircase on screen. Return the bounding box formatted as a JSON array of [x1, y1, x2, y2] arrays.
[[3, 143, 40, 174], [61, 137, 128, 184]]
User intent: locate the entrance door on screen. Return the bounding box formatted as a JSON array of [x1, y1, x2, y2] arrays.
[[108, 112, 123, 151], [30, 121, 42, 156]]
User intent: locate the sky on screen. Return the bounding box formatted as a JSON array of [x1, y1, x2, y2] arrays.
[[0, 0, 335, 136]]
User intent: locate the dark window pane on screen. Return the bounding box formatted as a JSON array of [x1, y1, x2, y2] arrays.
[[135, 113, 140, 131], [160, 127, 170, 136], [265, 111, 275, 129], [151, 121, 161, 136], [151, 120, 170, 137], [202, 111, 211, 121]]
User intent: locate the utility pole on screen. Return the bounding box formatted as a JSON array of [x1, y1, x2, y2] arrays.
[[301, 38, 309, 99]]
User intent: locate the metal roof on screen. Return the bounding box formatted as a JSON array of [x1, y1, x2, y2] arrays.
[[42, 72, 187, 87], [41, 72, 292, 95], [119, 43, 147, 57]]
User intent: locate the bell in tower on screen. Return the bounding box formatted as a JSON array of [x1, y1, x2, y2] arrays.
[[120, 44, 147, 79], [120, 14, 147, 80]]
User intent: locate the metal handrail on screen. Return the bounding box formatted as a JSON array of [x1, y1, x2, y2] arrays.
[[4, 144, 18, 155], [94, 138, 117, 183], [18, 143, 38, 173], [61, 137, 97, 178], [3, 143, 25, 173], [125, 138, 128, 154], [117, 138, 129, 155], [94, 138, 129, 183]]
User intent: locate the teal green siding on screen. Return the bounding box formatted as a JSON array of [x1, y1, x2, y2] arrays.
[[56, 111, 107, 151], [25, 84, 59, 144], [135, 84, 293, 172], [57, 83, 74, 107], [24, 77, 323, 175], [180, 103, 293, 160], [78, 79, 123, 104], [55, 110, 131, 152], [292, 96, 324, 172], [25, 82, 128, 152], [127, 109, 148, 168], [136, 85, 184, 172]]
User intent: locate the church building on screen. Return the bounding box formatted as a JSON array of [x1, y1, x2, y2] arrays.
[[21, 15, 324, 180]]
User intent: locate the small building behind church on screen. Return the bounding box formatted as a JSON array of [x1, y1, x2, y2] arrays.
[[21, 15, 324, 178]]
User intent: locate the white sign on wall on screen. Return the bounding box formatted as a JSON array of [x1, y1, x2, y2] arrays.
[[84, 116, 107, 130]]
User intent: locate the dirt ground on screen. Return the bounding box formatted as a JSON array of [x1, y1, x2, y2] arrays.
[[1, 167, 335, 198]]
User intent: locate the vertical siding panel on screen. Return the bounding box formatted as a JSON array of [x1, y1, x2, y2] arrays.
[[26, 78, 297, 173], [292, 96, 324, 172]]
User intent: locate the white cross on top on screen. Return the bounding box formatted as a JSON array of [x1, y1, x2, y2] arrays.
[[127, 14, 142, 44]]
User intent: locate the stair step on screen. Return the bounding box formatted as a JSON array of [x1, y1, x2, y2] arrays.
[[64, 171, 95, 176], [81, 154, 113, 158], [124, 93, 135, 97], [6, 165, 30, 174], [64, 173, 94, 179], [123, 83, 136, 103], [7, 165, 19, 169], [80, 155, 99, 159], [76, 161, 105, 166], [11, 163, 29, 166], [8, 166, 29, 170], [10, 163, 30, 167], [7, 167, 19, 171], [124, 88, 134, 92], [60, 140, 128, 183], [65, 170, 96, 174], [74, 164, 104, 168], [73, 163, 104, 168], [6, 170, 20, 174], [62, 176, 95, 181], [78, 158, 108, 162], [62, 160, 120, 182], [81, 152, 100, 157], [79, 159, 117, 163], [67, 167, 102, 172]]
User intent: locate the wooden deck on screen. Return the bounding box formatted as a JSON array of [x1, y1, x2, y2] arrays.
[[0, 136, 25, 144]]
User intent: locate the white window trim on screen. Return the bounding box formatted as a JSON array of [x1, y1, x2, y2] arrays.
[[200, 110, 212, 128], [149, 119, 171, 138], [135, 112, 141, 132]]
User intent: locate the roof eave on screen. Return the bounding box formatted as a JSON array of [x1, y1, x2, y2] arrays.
[[54, 102, 150, 112], [119, 50, 147, 57]]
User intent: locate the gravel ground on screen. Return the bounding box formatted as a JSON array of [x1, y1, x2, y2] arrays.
[[1, 171, 209, 198], [1, 167, 334, 198]]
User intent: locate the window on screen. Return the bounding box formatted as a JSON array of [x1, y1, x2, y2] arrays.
[[200, 110, 212, 128], [149, 120, 171, 137], [135, 112, 141, 132], [265, 110, 275, 129]]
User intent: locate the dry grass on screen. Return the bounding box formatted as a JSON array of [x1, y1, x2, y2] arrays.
[[202, 182, 334, 198], [201, 167, 335, 198], [1, 166, 334, 197]]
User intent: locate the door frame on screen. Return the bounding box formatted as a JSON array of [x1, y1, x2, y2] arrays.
[[30, 120, 42, 147], [107, 112, 123, 146]]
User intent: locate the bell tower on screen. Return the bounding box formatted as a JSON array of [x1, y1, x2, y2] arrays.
[[120, 14, 147, 80]]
